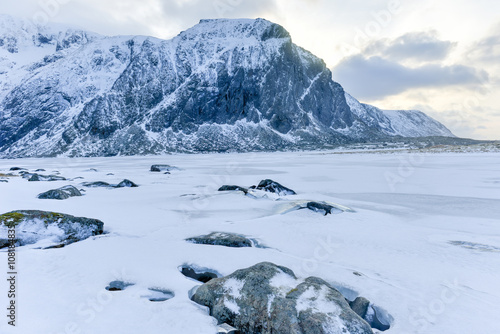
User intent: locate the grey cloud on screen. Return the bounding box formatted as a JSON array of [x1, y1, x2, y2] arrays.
[[332, 55, 488, 100], [364, 31, 456, 62], [468, 24, 500, 64]]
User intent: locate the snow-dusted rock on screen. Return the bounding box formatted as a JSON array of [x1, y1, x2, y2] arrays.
[[82, 179, 138, 188], [186, 232, 253, 248], [37, 185, 82, 200], [253, 179, 296, 195], [0, 210, 104, 248], [191, 262, 374, 334], [218, 185, 249, 193]]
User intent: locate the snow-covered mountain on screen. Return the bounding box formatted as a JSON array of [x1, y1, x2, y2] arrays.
[[0, 15, 454, 157]]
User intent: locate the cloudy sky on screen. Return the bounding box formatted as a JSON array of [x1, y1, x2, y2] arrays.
[[2, 0, 499, 139]]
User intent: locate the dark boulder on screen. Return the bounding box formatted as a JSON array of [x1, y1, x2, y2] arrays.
[[349, 297, 370, 319], [106, 281, 134, 291], [9, 167, 26, 171], [116, 179, 138, 188], [151, 164, 176, 172], [255, 179, 296, 195], [306, 202, 337, 215], [218, 185, 248, 194], [147, 288, 175, 302], [27, 173, 66, 182], [83, 180, 138, 188], [186, 232, 253, 248], [82, 181, 111, 188], [37, 185, 83, 200], [180, 265, 219, 283]]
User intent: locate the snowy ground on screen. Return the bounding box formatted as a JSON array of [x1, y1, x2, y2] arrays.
[[1, 151, 499, 334]]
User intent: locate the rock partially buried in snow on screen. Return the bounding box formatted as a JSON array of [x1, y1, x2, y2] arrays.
[[37, 185, 83, 200], [180, 265, 220, 283], [82, 181, 111, 188], [306, 202, 337, 216], [116, 179, 138, 188], [253, 179, 296, 195], [191, 262, 374, 334], [9, 167, 26, 171], [27, 173, 66, 182], [186, 232, 253, 248], [218, 185, 249, 194], [82, 179, 138, 188], [0, 210, 104, 248], [106, 281, 134, 291], [150, 164, 177, 172], [146, 288, 175, 302], [217, 323, 238, 334]]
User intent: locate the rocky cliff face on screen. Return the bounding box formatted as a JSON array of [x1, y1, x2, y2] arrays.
[[0, 16, 454, 157]]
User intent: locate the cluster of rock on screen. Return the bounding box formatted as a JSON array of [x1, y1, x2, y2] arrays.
[[219, 179, 345, 216], [191, 262, 386, 334]]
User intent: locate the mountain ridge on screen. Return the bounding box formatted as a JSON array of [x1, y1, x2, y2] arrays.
[[0, 16, 454, 157]]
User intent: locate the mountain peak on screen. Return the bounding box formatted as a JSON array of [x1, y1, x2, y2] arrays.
[[177, 18, 290, 42]]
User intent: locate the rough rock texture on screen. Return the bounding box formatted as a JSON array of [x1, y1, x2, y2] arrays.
[[186, 232, 253, 248], [191, 262, 373, 334], [218, 185, 249, 193], [180, 265, 219, 283], [150, 164, 176, 172], [106, 281, 134, 291], [0, 15, 454, 158], [254, 179, 296, 195], [82, 181, 111, 188], [37, 185, 82, 200], [116, 179, 138, 187], [349, 297, 370, 319], [0, 210, 104, 248], [306, 202, 335, 215], [82, 179, 138, 188], [27, 173, 66, 181]]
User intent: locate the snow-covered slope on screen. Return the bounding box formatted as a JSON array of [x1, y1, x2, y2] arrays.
[[0, 15, 454, 157], [345, 93, 454, 138]]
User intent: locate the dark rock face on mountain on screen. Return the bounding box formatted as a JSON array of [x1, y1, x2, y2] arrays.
[[0, 210, 104, 248], [0, 16, 454, 157], [191, 262, 374, 334], [37, 185, 82, 200]]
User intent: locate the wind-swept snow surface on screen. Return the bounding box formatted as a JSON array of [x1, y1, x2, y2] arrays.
[[0, 151, 499, 333]]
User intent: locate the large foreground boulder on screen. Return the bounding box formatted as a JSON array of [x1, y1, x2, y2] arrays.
[[37, 185, 83, 200], [0, 210, 104, 248], [191, 262, 373, 334]]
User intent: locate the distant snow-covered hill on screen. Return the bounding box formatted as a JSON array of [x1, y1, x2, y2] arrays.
[[0, 15, 454, 157]]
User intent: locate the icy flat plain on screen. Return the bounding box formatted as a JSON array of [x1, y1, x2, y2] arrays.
[[0, 151, 499, 334]]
